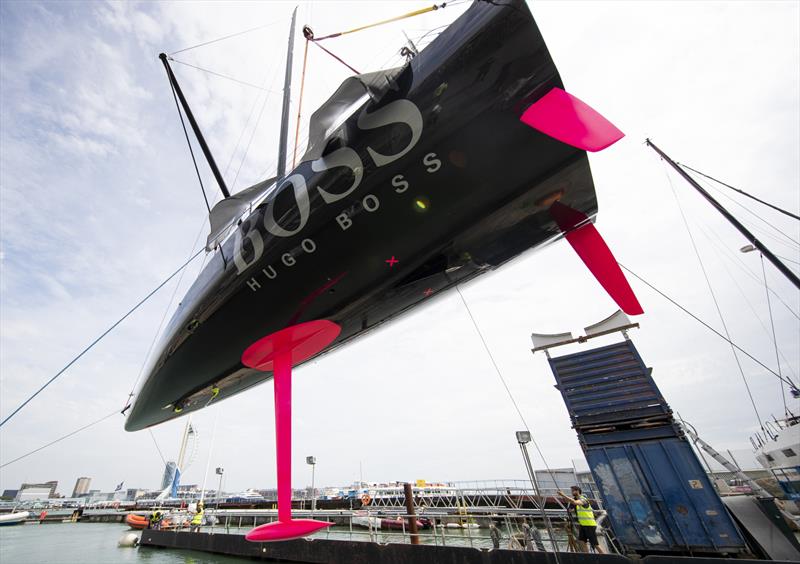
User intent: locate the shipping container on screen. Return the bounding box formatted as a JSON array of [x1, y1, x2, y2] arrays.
[[547, 337, 748, 556], [549, 340, 672, 431], [586, 438, 746, 554]]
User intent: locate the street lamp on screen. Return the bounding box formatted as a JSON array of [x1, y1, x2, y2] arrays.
[[306, 456, 316, 514], [215, 467, 224, 511], [516, 431, 559, 555]]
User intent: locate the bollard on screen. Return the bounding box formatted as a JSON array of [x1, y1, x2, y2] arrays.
[[402, 483, 420, 545]]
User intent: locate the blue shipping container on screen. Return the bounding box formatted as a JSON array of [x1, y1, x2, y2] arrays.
[[550, 340, 672, 430], [586, 438, 746, 554]]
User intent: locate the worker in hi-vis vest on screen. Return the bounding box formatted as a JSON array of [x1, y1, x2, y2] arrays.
[[190, 506, 204, 533], [558, 486, 605, 554]]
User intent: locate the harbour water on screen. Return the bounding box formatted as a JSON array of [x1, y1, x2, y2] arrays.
[[0, 521, 522, 563], [0, 523, 245, 564]]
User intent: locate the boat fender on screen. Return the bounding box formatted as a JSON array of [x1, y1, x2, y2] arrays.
[[118, 533, 140, 548]]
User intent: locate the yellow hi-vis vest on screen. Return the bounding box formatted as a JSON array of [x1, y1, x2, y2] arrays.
[[576, 495, 596, 527], [191, 510, 204, 525]]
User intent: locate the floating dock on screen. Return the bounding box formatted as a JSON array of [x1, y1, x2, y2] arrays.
[[138, 530, 795, 563]]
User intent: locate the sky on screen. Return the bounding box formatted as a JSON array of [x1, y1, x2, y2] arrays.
[[0, 1, 798, 496]]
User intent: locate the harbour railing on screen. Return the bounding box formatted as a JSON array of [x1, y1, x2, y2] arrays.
[[197, 507, 615, 553]]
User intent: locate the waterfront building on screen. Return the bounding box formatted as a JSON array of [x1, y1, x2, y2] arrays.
[[1, 489, 18, 500], [16, 481, 58, 501], [72, 477, 91, 497], [161, 460, 177, 490], [125, 488, 147, 501]]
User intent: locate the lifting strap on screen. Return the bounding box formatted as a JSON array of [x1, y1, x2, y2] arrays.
[[311, 3, 448, 42]]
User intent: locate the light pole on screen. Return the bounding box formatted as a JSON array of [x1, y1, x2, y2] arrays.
[[215, 467, 224, 512], [306, 456, 316, 514], [516, 431, 560, 556]]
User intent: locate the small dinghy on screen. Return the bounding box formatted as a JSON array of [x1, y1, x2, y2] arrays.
[[126, 512, 188, 530], [125, 513, 150, 530], [0, 511, 29, 526]]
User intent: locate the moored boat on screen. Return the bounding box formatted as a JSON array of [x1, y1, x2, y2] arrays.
[[0, 511, 29, 526], [352, 511, 428, 530], [125, 513, 150, 530], [752, 414, 800, 500], [125, 512, 189, 530]]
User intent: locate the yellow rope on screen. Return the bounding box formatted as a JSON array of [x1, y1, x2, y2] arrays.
[[292, 39, 311, 169], [313, 3, 446, 41]]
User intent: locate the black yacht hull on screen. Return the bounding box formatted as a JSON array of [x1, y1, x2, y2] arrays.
[[126, 0, 599, 431]]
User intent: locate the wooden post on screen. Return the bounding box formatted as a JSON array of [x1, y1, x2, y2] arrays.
[[403, 482, 420, 545]]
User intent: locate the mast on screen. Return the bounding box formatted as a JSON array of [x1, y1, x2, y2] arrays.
[[276, 7, 298, 180], [646, 139, 800, 290], [159, 53, 231, 199]]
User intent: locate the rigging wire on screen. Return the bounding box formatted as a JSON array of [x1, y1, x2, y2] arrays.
[[123, 218, 213, 409], [759, 252, 790, 416], [702, 181, 800, 248], [0, 250, 204, 429], [231, 85, 275, 192], [168, 78, 212, 215], [687, 170, 800, 251], [169, 20, 284, 56], [148, 428, 168, 466], [0, 410, 121, 469], [699, 223, 799, 321], [618, 263, 798, 393], [678, 163, 800, 221], [455, 286, 529, 430], [454, 286, 572, 521], [309, 40, 360, 75], [682, 167, 799, 250], [221, 69, 275, 184], [168, 57, 277, 93], [220, 53, 282, 193], [700, 181, 800, 252], [697, 225, 799, 384], [662, 165, 765, 431], [776, 254, 800, 266], [199, 405, 222, 503]]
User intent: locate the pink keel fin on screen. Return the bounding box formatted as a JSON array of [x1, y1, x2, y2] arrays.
[[242, 320, 341, 542], [520, 87, 624, 152], [245, 519, 332, 542], [550, 202, 643, 316]]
